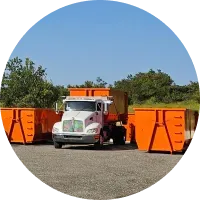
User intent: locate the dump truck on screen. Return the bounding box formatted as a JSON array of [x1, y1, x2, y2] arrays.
[[52, 88, 128, 148]]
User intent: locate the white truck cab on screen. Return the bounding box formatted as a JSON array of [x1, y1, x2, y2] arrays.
[[52, 96, 113, 148]]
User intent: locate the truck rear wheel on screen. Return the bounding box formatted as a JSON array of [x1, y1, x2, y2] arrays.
[[54, 141, 62, 149], [113, 136, 125, 145], [112, 126, 126, 145]]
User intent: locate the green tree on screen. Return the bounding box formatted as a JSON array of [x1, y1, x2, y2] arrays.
[[1, 57, 59, 108], [169, 85, 189, 102], [113, 69, 174, 104], [94, 77, 107, 88], [132, 69, 174, 103], [66, 77, 108, 88], [187, 81, 200, 103], [114, 74, 133, 104], [55, 85, 69, 97]]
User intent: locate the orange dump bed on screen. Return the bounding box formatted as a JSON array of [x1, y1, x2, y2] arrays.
[[134, 108, 199, 153], [1, 108, 62, 144], [69, 88, 128, 124]]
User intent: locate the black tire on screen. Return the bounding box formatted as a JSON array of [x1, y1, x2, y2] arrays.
[[94, 140, 104, 150], [94, 142, 103, 150], [113, 138, 118, 145], [112, 133, 120, 145], [54, 141, 62, 149], [94, 129, 104, 149], [113, 136, 124, 145], [112, 126, 126, 145], [120, 138, 126, 145], [119, 126, 126, 145]]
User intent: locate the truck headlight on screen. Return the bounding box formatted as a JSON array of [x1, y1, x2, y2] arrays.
[[87, 128, 98, 134], [52, 127, 59, 133]]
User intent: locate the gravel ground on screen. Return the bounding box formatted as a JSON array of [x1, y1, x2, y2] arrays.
[[12, 143, 183, 200]]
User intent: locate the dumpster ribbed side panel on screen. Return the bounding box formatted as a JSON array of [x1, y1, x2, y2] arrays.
[[0, 108, 35, 144], [1, 108, 62, 144], [134, 108, 187, 153]]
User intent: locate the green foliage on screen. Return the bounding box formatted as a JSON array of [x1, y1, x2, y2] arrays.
[[1, 57, 60, 108], [67, 77, 108, 88], [113, 69, 199, 106], [114, 69, 174, 104], [1, 57, 199, 110]]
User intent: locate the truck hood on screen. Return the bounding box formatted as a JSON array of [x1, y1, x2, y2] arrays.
[[62, 111, 94, 121]]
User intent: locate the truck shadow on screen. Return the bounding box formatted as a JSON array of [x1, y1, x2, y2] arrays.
[[63, 144, 185, 154], [62, 143, 138, 151], [11, 142, 185, 154]]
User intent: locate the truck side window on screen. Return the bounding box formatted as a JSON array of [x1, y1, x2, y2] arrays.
[[97, 103, 101, 111]]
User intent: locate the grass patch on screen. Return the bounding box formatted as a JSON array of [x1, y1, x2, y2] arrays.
[[128, 100, 200, 113]]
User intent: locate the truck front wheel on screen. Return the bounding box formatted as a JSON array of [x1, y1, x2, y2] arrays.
[[94, 129, 104, 149], [54, 141, 62, 149]]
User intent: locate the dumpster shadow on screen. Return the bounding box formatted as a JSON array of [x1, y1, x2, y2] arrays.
[[11, 140, 54, 146], [145, 150, 185, 155], [62, 143, 138, 151]]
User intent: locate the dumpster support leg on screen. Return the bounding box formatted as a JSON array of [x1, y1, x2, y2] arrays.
[[148, 123, 157, 152], [18, 110, 27, 144], [164, 123, 173, 154]]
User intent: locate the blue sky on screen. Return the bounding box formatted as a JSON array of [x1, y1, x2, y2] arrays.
[[10, 0, 197, 86]]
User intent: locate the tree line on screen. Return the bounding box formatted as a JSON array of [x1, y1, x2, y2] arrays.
[[0, 57, 199, 108]]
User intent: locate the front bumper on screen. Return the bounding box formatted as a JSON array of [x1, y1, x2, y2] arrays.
[[52, 133, 99, 144]]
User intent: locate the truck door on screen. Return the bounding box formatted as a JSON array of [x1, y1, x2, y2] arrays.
[[96, 101, 103, 126]]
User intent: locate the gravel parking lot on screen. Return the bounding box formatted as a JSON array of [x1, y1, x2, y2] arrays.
[[12, 143, 182, 200]]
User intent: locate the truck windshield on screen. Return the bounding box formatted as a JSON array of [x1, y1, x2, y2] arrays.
[[65, 101, 96, 112]]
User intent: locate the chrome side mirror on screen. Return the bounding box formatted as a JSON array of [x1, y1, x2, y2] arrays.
[[104, 100, 113, 115], [55, 102, 59, 114]]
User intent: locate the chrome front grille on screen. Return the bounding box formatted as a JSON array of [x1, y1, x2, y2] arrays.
[[63, 120, 83, 132]]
